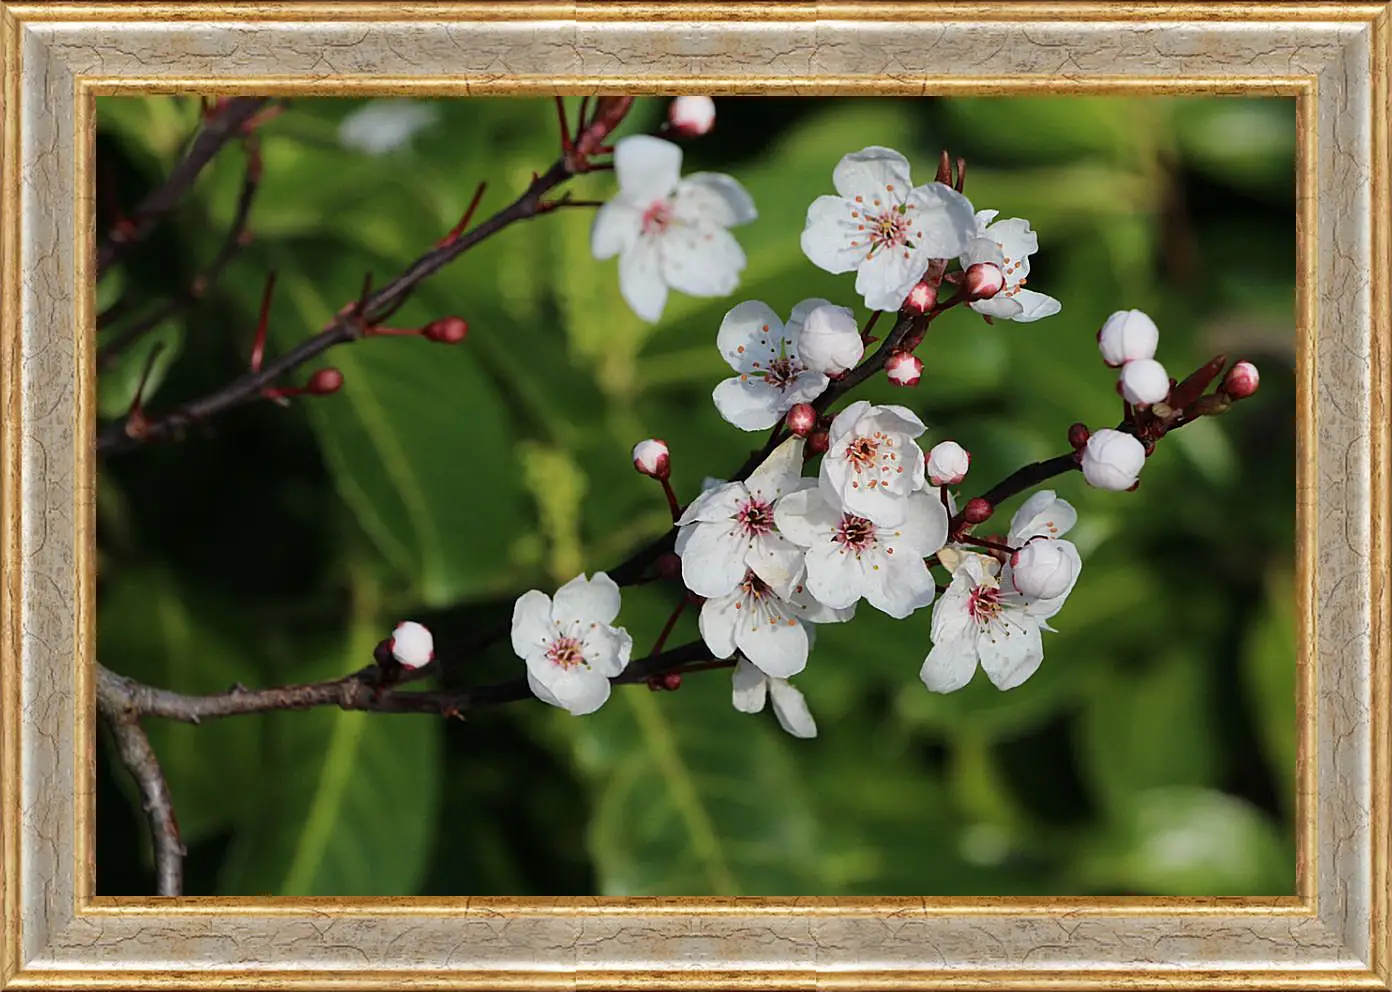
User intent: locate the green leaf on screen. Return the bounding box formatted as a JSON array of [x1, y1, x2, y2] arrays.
[[217, 582, 442, 896], [1075, 786, 1292, 895], [97, 567, 265, 846], [1240, 567, 1298, 816], [1077, 649, 1221, 816]]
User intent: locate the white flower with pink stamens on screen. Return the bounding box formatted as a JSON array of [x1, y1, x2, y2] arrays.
[[800, 146, 976, 312], [819, 400, 929, 527], [511, 572, 633, 716], [958, 210, 1060, 323], [699, 570, 853, 679], [675, 436, 809, 599], [774, 486, 948, 618], [712, 300, 831, 431], [591, 135, 756, 323]]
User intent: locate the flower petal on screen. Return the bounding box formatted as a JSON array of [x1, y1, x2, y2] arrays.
[[547, 668, 614, 716], [678, 521, 749, 598], [969, 294, 1026, 320], [920, 639, 979, 693], [614, 134, 683, 203], [527, 670, 565, 709], [832, 146, 914, 199], [552, 571, 623, 627], [772, 487, 839, 548], [582, 623, 633, 677], [909, 182, 978, 258], [730, 658, 768, 713], [736, 606, 809, 678], [783, 297, 837, 350], [698, 593, 740, 658], [1006, 288, 1062, 323], [672, 172, 757, 227], [768, 679, 818, 738], [661, 224, 747, 298], [713, 376, 785, 431], [977, 615, 1044, 690], [860, 403, 926, 438], [1008, 490, 1077, 545], [745, 435, 807, 504], [716, 299, 783, 373], [800, 195, 867, 275], [839, 481, 910, 528], [1019, 540, 1083, 621], [746, 531, 808, 597], [511, 590, 555, 658], [677, 480, 746, 525], [892, 490, 951, 557], [984, 216, 1039, 264], [853, 243, 925, 312], [862, 549, 935, 619], [803, 541, 865, 610], [591, 201, 640, 261], [619, 241, 669, 322]]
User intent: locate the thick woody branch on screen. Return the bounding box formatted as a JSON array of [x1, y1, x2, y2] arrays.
[[97, 159, 576, 457], [98, 640, 713, 725], [98, 701, 185, 896], [97, 97, 271, 280]]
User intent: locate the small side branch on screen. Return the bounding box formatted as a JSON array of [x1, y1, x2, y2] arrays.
[[98, 704, 185, 896]]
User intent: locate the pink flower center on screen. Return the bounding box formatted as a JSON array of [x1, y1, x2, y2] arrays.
[[545, 636, 586, 670], [833, 514, 877, 555], [755, 356, 804, 390], [735, 498, 775, 537], [641, 200, 673, 236], [967, 586, 1002, 624], [845, 436, 880, 471], [868, 207, 913, 252]]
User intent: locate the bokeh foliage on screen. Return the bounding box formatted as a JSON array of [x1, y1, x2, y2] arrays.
[[95, 95, 1297, 897]]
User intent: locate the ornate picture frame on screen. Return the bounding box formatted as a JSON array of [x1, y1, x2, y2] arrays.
[[2, 3, 1388, 988]]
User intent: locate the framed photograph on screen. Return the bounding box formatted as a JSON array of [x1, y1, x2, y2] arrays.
[[2, 2, 1388, 989]]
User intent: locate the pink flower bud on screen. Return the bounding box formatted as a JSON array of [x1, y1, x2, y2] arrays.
[[1009, 540, 1076, 600], [1223, 360, 1260, 399], [806, 429, 830, 456], [1118, 358, 1171, 406], [785, 403, 817, 437], [1097, 309, 1159, 367], [308, 368, 344, 395], [963, 497, 993, 524], [963, 262, 1005, 301], [390, 621, 434, 669], [903, 280, 938, 314], [796, 303, 863, 375], [423, 316, 469, 344], [1081, 428, 1146, 491], [885, 352, 923, 387], [667, 96, 715, 137], [1067, 423, 1090, 449], [926, 440, 970, 486], [632, 438, 671, 480]]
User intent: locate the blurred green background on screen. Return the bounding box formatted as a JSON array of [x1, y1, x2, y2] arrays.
[[94, 95, 1298, 897]]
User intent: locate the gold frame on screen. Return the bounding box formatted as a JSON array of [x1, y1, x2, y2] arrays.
[[1, 2, 1388, 988]]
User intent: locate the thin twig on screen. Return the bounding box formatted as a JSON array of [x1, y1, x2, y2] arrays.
[[97, 97, 270, 280], [98, 704, 185, 896], [97, 159, 577, 456]]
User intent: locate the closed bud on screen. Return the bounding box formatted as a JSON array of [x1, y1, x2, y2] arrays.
[[963, 497, 994, 524], [963, 262, 1005, 301], [903, 280, 938, 314], [926, 440, 970, 486], [667, 95, 715, 137], [423, 316, 469, 343], [1067, 422, 1090, 449], [632, 438, 671, 480], [1009, 540, 1076, 600], [1222, 360, 1260, 399], [806, 429, 830, 456], [1097, 309, 1159, 367], [885, 351, 923, 387], [1118, 358, 1171, 406], [308, 368, 344, 395], [785, 403, 817, 437], [796, 303, 863, 375], [390, 620, 434, 669], [1081, 428, 1146, 491]]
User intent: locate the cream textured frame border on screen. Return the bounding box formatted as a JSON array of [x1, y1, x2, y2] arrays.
[[0, 3, 1388, 989]]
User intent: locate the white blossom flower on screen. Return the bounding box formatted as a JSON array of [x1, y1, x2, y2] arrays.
[[999, 490, 1083, 605], [731, 658, 816, 738], [920, 552, 1066, 694], [959, 210, 1060, 322], [668, 95, 716, 136], [1009, 541, 1076, 601], [795, 302, 863, 376], [591, 135, 756, 323], [675, 436, 809, 598], [700, 569, 852, 678], [1097, 309, 1159, 367], [511, 572, 633, 716], [338, 100, 440, 156], [926, 440, 970, 486], [712, 300, 830, 431], [774, 486, 948, 618], [389, 621, 434, 669], [1119, 358, 1171, 406], [1081, 429, 1146, 491], [819, 400, 928, 527], [800, 146, 976, 312]]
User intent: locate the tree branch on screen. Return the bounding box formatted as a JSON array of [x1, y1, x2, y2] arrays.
[[96, 159, 577, 457], [98, 702, 185, 896], [97, 97, 271, 281]]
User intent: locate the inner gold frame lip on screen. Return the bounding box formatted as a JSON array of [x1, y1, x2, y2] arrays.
[[69, 73, 1319, 915], [3, 1, 1387, 986]]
